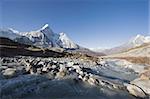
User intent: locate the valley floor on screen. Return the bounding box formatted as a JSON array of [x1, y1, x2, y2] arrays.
[[0, 56, 150, 99]]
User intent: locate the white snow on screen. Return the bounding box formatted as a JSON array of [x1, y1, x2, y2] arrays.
[[130, 34, 150, 46], [41, 24, 49, 30], [0, 29, 21, 40], [58, 32, 78, 48], [8, 28, 19, 34]]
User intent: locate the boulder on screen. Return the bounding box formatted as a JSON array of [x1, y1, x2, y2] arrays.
[[3, 68, 17, 78], [140, 70, 150, 80], [67, 61, 74, 67], [59, 64, 67, 72], [36, 68, 42, 74], [24, 62, 32, 72], [87, 77, 96, 86], [131, 78, 150, 96], [56, 71, 66, 79], [0, 66, 8, 72], [52, 65, 57, 69], [78, 75, 83, 80], [82, 75, 89, 81], [42, 67, 48, 72], [126, 84, 147, 98]]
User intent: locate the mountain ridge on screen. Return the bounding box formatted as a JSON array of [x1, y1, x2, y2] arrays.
[[0, 24, 79, 49], [92, 34, 150, 55]]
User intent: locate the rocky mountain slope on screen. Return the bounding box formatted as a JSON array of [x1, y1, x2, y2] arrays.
[[106, 43, 150, 57], [103, 43, 150, 65], [0, 37, 67, 57]]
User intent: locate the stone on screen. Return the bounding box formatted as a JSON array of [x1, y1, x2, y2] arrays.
[[53, 60, 57, 64], [24, 61, 32, 72], [67, 61, 74, 67], [47, 63, 52, 68], [0, 66, 8, 72], [42, 67, 48, 72], [78, 70, 84, 76], [56, 71, 66, 78], [131, 78, 150, 96], [140, 70, 150, 80], [59, 64, 67, 72], [78, 75, 83, 80], [82, 76, 89, 81], [52, 65, 57, 69], [87, 77, 96, 85], [36, 68, 42, 74], [126, 84, 147, 98], [30, 67, 37, 74], [3, 68, 17, 78], [68, 67, 73, 72], [37, 61, 45, 67]]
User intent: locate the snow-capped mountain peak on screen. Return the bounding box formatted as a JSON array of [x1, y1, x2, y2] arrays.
[[38, 24, 54, 40], [58, 32, 79, 49], [41, 24, 49, 30], [39, 24, 52, 32], [59, 32, 66, 36], [145, 36, 150, 42], [0, 24, 79, 49], [133, 34, 145, 42], [0, 28, 21, 40], [129, 34, 150, 46], [8, 28, 20, 34], [96, 34, 150, 55]]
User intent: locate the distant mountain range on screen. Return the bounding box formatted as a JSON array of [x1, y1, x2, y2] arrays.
[[92, 34, 150, 55], [0, 24, 105, 57], [107, 43, 150, 57], [0, 24, 79, 49], [0, 24, 149, 56]]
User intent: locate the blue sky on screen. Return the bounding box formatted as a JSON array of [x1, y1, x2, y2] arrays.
[[0, 0, 149, 48]]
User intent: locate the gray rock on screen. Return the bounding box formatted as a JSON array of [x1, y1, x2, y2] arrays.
[[126, 83, 147, 98], [67, 61, 74, 67], [87, 77, 98, 86], [3, 68, 17, 78], [36, 68, 42, 74], [42, 67, 48, 72], [56, 70, 67, 79], [52, 65, 57, 69], [131, 78, 150, 96], [0, 66, 8, 72], [82, 75, 89, 81]]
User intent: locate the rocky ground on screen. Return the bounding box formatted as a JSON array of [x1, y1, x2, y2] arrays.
[[0, 56, 150, 99]]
